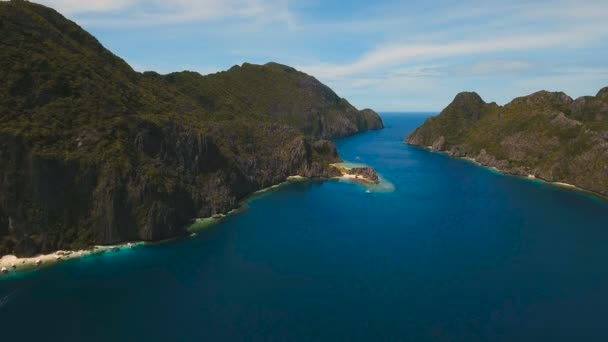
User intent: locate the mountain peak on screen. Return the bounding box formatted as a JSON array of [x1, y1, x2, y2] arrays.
[[445, 91, 487, 118], [446, 92, 487, 112], [264, 62, 298, 72], [453, 91, 484, 104], [502, 91, 571, 111], [526, 90, 573, 104]]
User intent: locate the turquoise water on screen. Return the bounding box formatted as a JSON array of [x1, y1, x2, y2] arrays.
[[2, 113, 608, 341]]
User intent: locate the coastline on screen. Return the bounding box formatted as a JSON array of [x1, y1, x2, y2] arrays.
[[0, 174, 319, 279], [413, 145, 607, 201], [0, 242, 145, 278], [0, 165, 386, 279]]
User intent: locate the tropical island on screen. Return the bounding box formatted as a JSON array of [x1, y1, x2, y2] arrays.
[[0, 0, 383, 260], [406, 88, 608, 197]]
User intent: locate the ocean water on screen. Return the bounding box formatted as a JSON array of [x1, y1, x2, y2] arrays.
[[1, 113, 608, 341]]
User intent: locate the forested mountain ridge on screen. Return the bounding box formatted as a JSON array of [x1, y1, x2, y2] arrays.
[[0, 0, 383, 256], [406, 88, 608, 196]]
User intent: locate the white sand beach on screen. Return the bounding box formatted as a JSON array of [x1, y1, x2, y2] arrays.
[[0, 242, 143, 277]]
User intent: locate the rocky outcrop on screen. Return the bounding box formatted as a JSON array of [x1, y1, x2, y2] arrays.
[[406, 88, 608, 196], [551, 112, 582, 128], [0, 1, 382, 256], [347, 167, 379, 183], [432, 136, 446, 150]]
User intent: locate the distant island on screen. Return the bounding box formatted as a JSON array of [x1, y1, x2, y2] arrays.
[[0, 1, 383, 258], [406, 87, 608, 196]]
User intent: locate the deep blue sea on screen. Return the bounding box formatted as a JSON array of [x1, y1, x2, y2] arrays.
[[2, 114, 608, 341]]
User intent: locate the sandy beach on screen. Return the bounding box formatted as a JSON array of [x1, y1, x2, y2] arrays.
[[338, 172, 375, 182], [0, 242, 144, 277], [553, 182, 577, 188], [286, 175, 306, 181], [330, 163, 379, 184], [0, 174, 317, 278], [0, 169, 383, 279]]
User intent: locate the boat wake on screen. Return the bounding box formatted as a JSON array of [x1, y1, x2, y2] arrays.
[[0, 290, 18, 309]]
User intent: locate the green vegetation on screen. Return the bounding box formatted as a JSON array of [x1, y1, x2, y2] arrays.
[[406, 88, 608, 196], [0, 0, 383, 256]]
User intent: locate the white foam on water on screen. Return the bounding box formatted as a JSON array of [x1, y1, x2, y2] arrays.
[[0, 290, 17, 308]]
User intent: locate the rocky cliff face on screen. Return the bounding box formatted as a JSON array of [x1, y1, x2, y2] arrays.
[[0, 122, 340, 256], [0, 1, 382, 256], [406, 88, 608, 196]]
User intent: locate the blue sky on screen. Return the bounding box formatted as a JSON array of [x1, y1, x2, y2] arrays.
[[34, 0, 608, 111]]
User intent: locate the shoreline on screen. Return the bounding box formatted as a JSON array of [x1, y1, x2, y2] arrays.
[[0, 174, 319, 279], [0, 167, 383, 279], [0, 242, 145, 278], [414, 145, 608, 201]]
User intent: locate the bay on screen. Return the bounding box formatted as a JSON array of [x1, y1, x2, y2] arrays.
[[1, 113, 608, 341]]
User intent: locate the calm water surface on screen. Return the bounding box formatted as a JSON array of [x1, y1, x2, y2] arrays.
[[1, 113, 608, 341]]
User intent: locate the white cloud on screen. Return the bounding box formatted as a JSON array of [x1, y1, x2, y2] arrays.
[[512, 71, 608, 100], [34, 0, 295, 27], [27, 0, 608, 111], [294, 0, 608, 110], [520, 0, 608, 21], [36, 0, 135, 14], [299, 27, 608, 79], [468, 60, 532, 75]]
